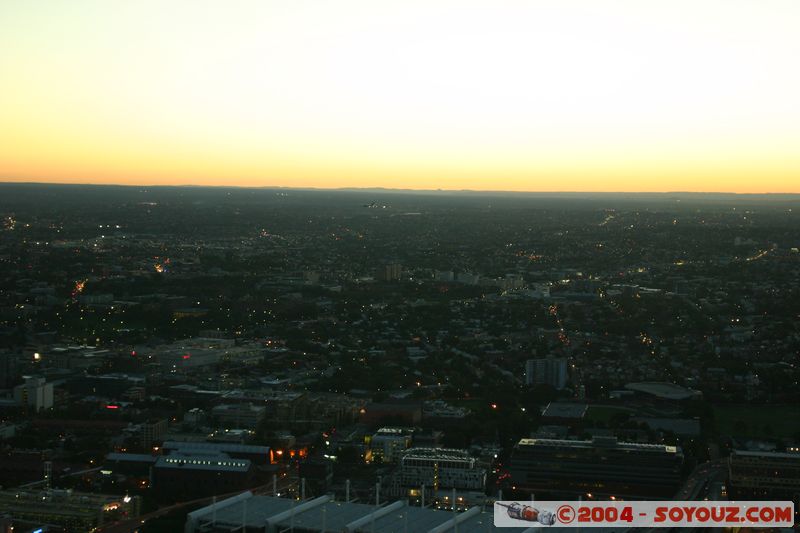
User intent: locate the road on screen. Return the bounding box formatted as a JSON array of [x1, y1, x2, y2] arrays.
[[674, 459, 726, 501], [642, 459, 728, 533]]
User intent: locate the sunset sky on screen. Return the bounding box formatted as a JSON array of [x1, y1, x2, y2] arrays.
[[1, 0, 799, 192]]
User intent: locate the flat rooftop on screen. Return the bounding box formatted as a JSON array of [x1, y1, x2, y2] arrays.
[[162, 440, 269, 455], [187, 493, 619, 533], [731, 449, 800, 460], [156, 455, 250, 472], [184, 492, 544, 533], [541, 402, 588, 419], [516, 437, 681, 455], [625, 381, 702, 400], [106, 452, 157, 463]]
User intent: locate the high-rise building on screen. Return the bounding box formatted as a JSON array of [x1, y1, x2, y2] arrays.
[[380, 263, 402, 281], [13, 376, 53, 411], [140, 418, 168, 449], [524, 357, 567, 389]]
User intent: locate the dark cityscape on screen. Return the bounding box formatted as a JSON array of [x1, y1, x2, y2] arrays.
[[0, 183, 798, 531], [2, 0, 800, 529]]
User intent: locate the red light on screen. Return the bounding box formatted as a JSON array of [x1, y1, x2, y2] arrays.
[[182, 354, 191, 360], [131, 350, 136, 356], [106, 405, 119, 409], [491, 403, 498, 409]]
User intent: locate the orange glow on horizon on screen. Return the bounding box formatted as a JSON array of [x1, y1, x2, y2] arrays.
[[1, 0, 799, 193]]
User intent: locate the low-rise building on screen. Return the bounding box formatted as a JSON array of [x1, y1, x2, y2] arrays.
[[211, 402, 266, 430], [185, 492, 534, 533], [400, 448, 486, 491], [368, 427, 412, 463], [728, 449, 800, 520], [153, 452, 255, 500], [0, 489, 139, 532], [507, 437, 683, 499], [162, 440, 272, 465]]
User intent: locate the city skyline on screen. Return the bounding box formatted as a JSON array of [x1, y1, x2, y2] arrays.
[[1, 182, 799, 530], [2, 0, 800, 193]]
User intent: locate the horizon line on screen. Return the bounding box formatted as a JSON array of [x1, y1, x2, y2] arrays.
[[3, 180, 800, 197]]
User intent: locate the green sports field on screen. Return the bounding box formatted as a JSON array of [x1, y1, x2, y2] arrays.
[[713, 404, 800, 438]]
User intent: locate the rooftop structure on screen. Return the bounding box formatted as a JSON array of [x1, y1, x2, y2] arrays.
[[541, 402, 588, 420], [400, 448, 486, 491], [185, 492, 629, 533], [156, 453, 250, 473], [153, 450, 256, 499], [624, 382, 702, 401], [162, 440, 272, 465], [515, 437, 679, 454]]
